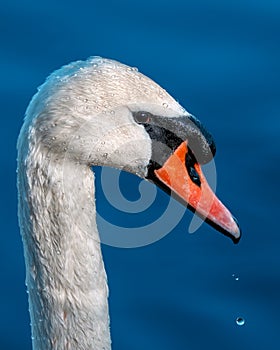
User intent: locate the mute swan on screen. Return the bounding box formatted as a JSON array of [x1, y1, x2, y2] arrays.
[[17, 57, 240, 350]]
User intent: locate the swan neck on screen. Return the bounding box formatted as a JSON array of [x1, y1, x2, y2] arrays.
[[17, 138, 111, 350]]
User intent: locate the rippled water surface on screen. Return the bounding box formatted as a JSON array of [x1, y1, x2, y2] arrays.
[[1, 1, 280, 349]]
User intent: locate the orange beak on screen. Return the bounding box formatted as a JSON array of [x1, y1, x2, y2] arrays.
[[154, 141, 241, 243]]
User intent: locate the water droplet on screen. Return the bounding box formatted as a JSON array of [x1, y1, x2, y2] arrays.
[[57, 250, 61, 255], [163, 102, 168, 108], [236, 317, 245, 326], [232, 273, 239, 281], [101, 141, 105, 145], [103, 153, 108, 158], [51, 136, 56, 140], [110, 110, 115, 115], [180, 106, 187, 114]]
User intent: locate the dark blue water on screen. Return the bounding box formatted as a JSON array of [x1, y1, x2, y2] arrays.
[[1, 1, 280, 349]]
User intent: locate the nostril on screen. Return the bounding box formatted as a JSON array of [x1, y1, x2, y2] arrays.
[[188, 166, 201, 187], [185, 150, 201, 187]]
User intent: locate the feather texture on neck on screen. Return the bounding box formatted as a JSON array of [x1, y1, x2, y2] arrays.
[[18, 124, 111, 350]]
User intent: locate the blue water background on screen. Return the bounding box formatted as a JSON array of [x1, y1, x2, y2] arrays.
[[1, 0, 280, 349]]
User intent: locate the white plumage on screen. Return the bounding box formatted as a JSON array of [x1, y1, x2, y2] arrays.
[[17, 57, 188, 349]]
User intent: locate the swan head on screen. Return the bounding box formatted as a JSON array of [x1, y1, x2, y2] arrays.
[[23, 56, 240, 243]]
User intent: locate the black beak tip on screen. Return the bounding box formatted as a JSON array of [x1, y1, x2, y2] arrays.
[[231, 217, 242, 244]]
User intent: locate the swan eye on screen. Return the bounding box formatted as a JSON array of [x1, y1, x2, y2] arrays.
[[133, 111, 152, 124]]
